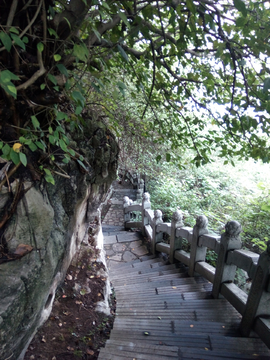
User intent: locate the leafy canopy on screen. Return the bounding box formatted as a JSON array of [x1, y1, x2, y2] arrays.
[[0, 0, 270, 171]]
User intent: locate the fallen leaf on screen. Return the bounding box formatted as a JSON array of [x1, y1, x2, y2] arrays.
[[62, 295, 67, 298], [157, 316, 161, 320], [75, 300, 82, 304], [205, 347, 208, 351], [13, 244, 33, 257], [144, 331, 150, 336], [90, 275, 95, 278], [190, 325, 194, 328], [172, 286, 177, 289], [52, 357, 56, 360], [41, 336, 46, 343], [67, 346, 74, 351], [58, 323, 62, 327], [66, 274, 72, 281], [63, 311, 70, 316], [86, 349, 94, 355], [98, 293, 102, 296]]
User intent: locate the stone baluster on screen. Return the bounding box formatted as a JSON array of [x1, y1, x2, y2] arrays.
[[123, 196, 133, 228], [152, 210, 163, 255], [212, 221, 242, 298], [142, 192, 151, 236], [188, 215, 209, 277], [169, 210, 184, 264], [240, 240, 270, 336], [137, 179, 144, 202]]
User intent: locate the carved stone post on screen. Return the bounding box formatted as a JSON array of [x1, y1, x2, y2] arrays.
[[142, 192, 151, 236], [212, 221, 242, 299], [123, 196, 133, 229], [188, 215, 209, 277], [137, 179, 144, 202], [240, 240, 270, 337], [152, 210, 163, 255], [169, 210, 184, 264]]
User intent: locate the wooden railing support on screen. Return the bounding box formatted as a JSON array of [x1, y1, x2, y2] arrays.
[[152, 210, 163, 255], [212, 221, 242, 299], [169, 210, 184, 264], [240, 240, 270, 337], [188, 215, 209, 277], [141, 192, 151, 236]]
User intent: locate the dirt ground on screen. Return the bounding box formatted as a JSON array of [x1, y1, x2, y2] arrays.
[[24, 232, 115, 360]]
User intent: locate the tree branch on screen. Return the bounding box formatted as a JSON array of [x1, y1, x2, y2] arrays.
[[16, 50, 45, 91]]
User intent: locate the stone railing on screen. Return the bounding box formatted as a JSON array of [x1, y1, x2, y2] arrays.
[[123, 192, 270, 348]]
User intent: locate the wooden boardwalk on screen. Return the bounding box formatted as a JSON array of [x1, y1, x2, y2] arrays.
[[98, 227, 270, 360]]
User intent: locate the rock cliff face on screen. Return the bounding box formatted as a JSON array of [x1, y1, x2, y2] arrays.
[[0, 120, 118, 360]]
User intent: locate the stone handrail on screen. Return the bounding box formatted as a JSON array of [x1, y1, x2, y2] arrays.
[[123, 192, 270, 348]]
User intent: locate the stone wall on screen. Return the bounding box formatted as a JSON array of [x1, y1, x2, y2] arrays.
[[0, 120, 118, 360]]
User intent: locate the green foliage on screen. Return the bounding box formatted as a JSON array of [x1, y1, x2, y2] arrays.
[[147, 159, 270, 253], [1, 0, 270, 184]]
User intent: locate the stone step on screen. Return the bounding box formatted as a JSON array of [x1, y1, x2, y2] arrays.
[[98, 341, 179, 359], [111, 268, 186, 284], [113, 275, 202, 291], [107, 330, 269, 359], [108, 258, 164, 272], [109, 263, 182, 278], [115, 291, 212, 305], [114, 282, 212, 298]]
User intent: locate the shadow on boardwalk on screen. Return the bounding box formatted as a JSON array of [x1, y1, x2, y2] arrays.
[[99, 181, 270, 360]]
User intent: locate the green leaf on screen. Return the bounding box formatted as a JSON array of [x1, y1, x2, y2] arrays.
[[67, 148, 76, 156], [28, 142, 37, 152], [55, 111, 67, 121], [44, 168, 52, 176], [166, 153, 171, 162], [54, 54, 61, 61], [77, 159, 87, 171], [31, 115, 40, 129], [7, 84, 17, 98], [233, 0, 247, 17], [0, 31, 12, 51], [40, 83, 46, 90], [49, 135, 56, 145], [73, 43, 89, 62], [117, 45, 129, 62], [48, 28, 59, 38], [47, 73, 57, 85], [2, 143, 11, 156], [22, 36, 29, 43], [156, 155, 161, 163], [118, 12, 130, 28], [56, 64, 69, 77], [263, 78, 270, 93], [10, 149, 20, 165], [19, 152, 27, 166], [71, 91, 85, 107], [9, 27, 19, 34], [59, 139, 67, 151], [0, 141, 3, 150], [10, 34, 26, 50], [45, 174, 55, 185], [186, 0, 196, 14], [37, 42, 44, 52], [35, 141, 45, 150]]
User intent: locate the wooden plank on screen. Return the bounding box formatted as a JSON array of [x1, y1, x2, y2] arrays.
[[174, 249, 190, 265]]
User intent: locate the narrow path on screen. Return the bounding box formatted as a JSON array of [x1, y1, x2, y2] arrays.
[[99, 182, 270, 359]]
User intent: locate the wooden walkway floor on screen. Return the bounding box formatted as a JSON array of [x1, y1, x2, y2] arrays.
[[98, 227, 270, 360]]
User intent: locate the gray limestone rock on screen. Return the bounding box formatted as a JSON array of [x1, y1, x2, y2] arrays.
[[0, 123, 118, 360]]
